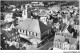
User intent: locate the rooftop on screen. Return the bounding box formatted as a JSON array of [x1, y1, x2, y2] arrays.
[[16, 18, 51, 34]]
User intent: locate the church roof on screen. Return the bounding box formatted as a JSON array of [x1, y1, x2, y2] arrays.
[[16, 18, 51, 34]]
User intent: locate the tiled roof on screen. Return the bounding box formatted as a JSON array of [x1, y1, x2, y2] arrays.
[[16, 18, 51, 34]]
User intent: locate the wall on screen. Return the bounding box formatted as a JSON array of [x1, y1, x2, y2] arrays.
[[41, 29, 51, 40], [18, 29, 41, 39]]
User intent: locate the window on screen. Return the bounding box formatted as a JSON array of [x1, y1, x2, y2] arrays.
[[30, 32, 32, 35], [34, 33, 37, 36], [26, 31, 27, 35], [23, 30, 24, 33], [18, 29, 20, 32], [27, 31, 29, 35], [36, 33, 37, 36], [21, 30, 23, 33], [59, 42, 62, 49], [24, 30, 26, 34], [29, 32, 30, 35], [20, 29, 21, 32]]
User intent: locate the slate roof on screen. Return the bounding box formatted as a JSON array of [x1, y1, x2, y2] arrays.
[[16, 18, 51, 34]]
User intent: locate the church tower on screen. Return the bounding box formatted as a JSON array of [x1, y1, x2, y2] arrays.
[[22, 4, 28, 20]]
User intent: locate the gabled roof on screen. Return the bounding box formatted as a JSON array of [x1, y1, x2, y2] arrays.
[[16, 18, 51, 34]]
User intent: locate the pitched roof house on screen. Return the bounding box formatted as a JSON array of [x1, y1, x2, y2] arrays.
[[68, 37, 77, 50], [16, 18, 51, 44], [1, 29, 19, 42], [53, 35, 65, 50], [53, 35, 77, 50]]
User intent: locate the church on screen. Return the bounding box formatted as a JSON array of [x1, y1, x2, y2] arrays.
[[16, 18, 51, 45]]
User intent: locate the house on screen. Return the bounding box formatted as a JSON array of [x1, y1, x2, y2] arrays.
[[8, 29, 20, 41], [68, 37, 77, 50], [53, 35, 65, 50], [4, 12, 14, 22], [1, 29, 20, 48], [62, 37, 77, 50], [2, 29, 19, 41], [53, 34, 77, 50], [3, 22, 15, 31], [16, 18, 51, 45], [63, 41, 70, 50]]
